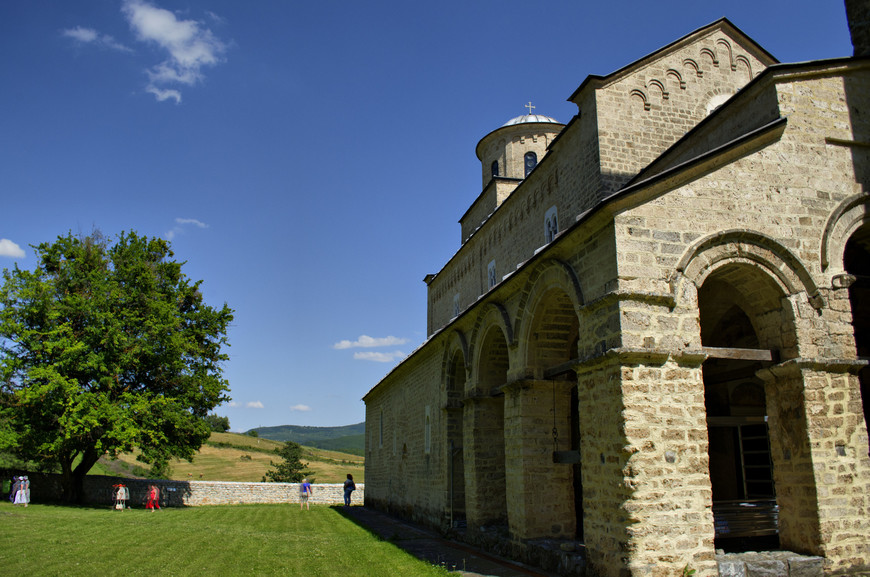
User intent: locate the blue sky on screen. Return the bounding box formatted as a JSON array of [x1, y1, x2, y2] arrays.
[[0, 1, 853, 432]]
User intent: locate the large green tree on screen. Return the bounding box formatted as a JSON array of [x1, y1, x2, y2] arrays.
[[0, 231, 233, 502]]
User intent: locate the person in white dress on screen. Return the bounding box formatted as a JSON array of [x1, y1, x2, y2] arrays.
[[13, 476, 29, 507]]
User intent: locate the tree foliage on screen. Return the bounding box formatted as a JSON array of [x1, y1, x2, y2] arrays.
[[0, 231, 233, 501], [204, 413, 230, 433], [262, 441, 311, 483]]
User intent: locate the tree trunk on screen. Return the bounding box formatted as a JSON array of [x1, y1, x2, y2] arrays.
[[59, 457, 76, 503], [59, 449, 100, 503]]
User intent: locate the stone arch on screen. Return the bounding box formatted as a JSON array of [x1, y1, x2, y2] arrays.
[[512, 259, 585, 539], [441, 330, 468, 526], [735, 55, 752, 81], [695, 86, 736, 117], [685, 243, 803, 551], [696, 260, 785, 550], [683, 58, 703, 78], [442, 329, 469, 395], [700, 47, 719, 68], [716, 38, 735, 70], [464, 304, 510, 531], [840, 213, 870, 455], [469, 302, 514, 392], [820, 192, 870, 272], [515, 259, 584, 377], [675, 229, 824, 312], [667, 68, 686, 89], [629, 88, 651, 111], [647, 78, 669, 100]]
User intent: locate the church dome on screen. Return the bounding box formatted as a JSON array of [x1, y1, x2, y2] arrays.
[[501, 114, 561, 127]]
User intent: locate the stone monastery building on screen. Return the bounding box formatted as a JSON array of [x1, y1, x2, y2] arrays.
[[363, 6, 870, 576]]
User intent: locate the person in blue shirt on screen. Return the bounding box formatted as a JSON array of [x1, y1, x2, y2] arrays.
[[299, 478, 313, 510], [343, 474, 356, 506]]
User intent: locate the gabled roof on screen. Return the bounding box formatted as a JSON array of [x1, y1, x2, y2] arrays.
[[567, 18, 779, 104]]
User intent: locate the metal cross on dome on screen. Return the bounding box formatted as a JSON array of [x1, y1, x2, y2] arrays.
[[525, 101, 535, 115]]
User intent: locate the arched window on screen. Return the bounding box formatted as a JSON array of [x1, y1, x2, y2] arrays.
[[545, 206, 558, 243], [491, 160, 499, 177], [487, 260, 497, 289], [524, 152, 537, 177]]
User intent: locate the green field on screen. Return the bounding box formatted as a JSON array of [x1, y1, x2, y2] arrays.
[[0, 502, 446, 576]]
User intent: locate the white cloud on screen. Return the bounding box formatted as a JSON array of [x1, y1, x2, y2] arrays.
[[63, 26, 98, 43], [0, 239, 25, 258], [333, 335, 408, 350], [290, 404, 311, 412], [353, 350, 406, 363], [122, 0, 226, 103], [225, 401, 239, 407], [166, 217, 209, 240], [176, 217, 208, 228], [62, 26, 133, 52], [246, 401, 264, 409], [147, 86, 181, 104]]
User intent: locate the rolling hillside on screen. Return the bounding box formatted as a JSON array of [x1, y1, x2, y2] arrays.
[[249, 422, 365, 455], [96, 432, 364, 483]]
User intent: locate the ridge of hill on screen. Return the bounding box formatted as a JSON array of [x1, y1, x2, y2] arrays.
[[248, 422, 365, 455]]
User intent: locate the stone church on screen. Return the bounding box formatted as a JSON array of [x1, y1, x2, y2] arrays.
[[363, 6, 870, 576]]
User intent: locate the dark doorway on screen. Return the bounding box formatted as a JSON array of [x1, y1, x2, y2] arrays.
[[700, 284, 779, 552], [844, 224, 870, 447]]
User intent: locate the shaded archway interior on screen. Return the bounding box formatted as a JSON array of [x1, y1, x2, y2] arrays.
[[526, 288, 583, 539], [699, 265, 780, 552], [844, 222, 870, 449]]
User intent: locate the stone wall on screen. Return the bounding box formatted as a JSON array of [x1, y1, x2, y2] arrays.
[[6, 471, 363, 507]]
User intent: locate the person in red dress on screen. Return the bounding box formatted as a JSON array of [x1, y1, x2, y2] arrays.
[[146, 484, 160, 512]]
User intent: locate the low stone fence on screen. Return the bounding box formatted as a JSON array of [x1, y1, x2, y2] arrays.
[[5, 471, 363, 507]]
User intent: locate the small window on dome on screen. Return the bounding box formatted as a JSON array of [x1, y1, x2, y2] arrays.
[[524, 152, 537, 177], [491, 161, 499, 177]]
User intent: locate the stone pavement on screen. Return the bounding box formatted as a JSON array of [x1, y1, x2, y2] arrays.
[[339, 506, 560, 577]]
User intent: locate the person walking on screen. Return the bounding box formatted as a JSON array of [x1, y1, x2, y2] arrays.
[[146, 484, 160, 512], [9, 476, 19, 503], [119, 484, 128, 510], [13, 476, 29, 507], [343, 474, 356, 506], [299, 478, 313, 510]]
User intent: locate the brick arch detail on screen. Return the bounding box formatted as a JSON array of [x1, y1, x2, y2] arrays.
[[820, 192, 870, 272], [674, 229, 823, 310], [468, 302, 515, 386], [514, 259, 584, 348]]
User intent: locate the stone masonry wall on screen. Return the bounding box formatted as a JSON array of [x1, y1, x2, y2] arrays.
[[595, 28, 771, 195], [10, 471, 363, 507], [364, 342, 447, 528]]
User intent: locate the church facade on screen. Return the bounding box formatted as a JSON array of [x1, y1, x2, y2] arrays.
[[363, 13, 870, 577]]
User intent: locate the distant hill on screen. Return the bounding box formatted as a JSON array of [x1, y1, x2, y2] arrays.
[[249, 422, 365, 455]]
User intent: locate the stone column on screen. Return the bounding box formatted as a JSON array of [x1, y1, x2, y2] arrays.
[[462, 395, 507, 531], [761, 360, 870, 572], [502, 379, 576, 540], [576, 350, 716, 577]]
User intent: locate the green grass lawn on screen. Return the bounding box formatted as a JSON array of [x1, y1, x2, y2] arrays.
[[0, 502, 447, 576]]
